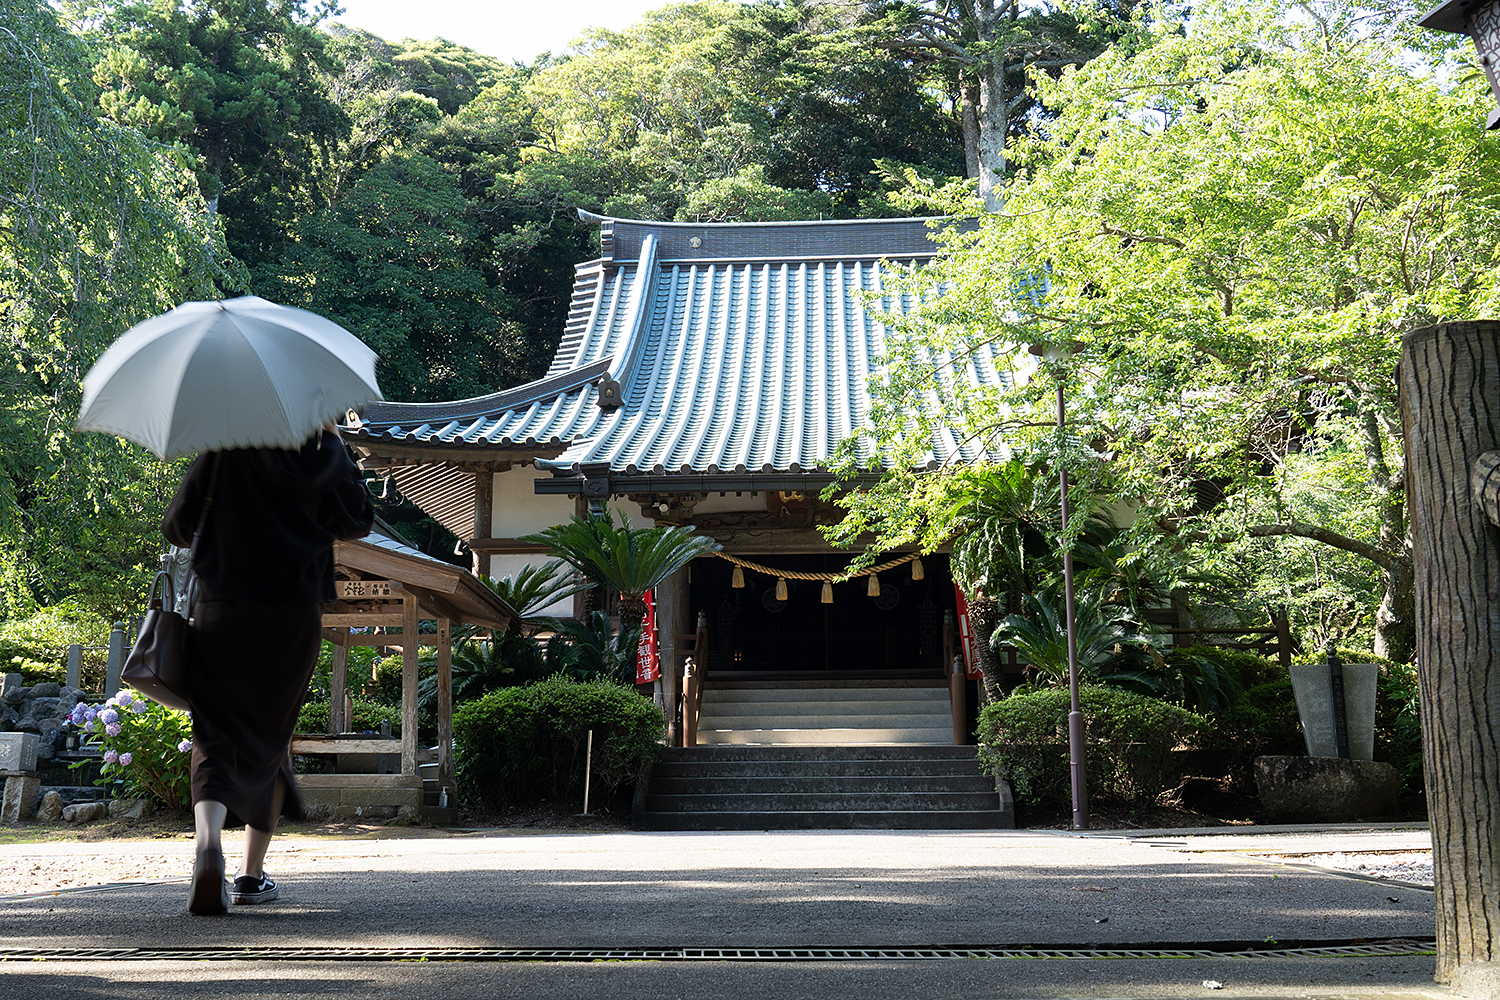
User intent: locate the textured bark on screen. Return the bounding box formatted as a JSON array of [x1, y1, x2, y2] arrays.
[[1399, 321, 1500, 987], [967, 594, 1004, 702]]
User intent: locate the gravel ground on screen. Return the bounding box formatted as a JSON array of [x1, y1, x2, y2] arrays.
[[1265, 851, 1435, 887]]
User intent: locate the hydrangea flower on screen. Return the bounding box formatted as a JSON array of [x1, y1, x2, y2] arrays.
[[177, 739, 192, 753], [98, 708, 119, 725], [118, 752, 132, 766], [102, 749, 118, 764], [82, 720, 95, 733], [115, 691, 134, 707], [131, 700, 148, 713], [104, 722, 122, 737]]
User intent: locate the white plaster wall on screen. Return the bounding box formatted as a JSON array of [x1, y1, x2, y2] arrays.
[[490, 465, 573, 537]]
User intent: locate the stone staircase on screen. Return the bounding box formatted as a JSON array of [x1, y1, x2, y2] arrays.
[[635, 745, 1012, 830], [694, 681, 954, 746], [636, 680, 1011, 830]]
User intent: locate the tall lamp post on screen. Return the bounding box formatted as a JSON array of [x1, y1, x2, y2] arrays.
[[1030, 340, 1088, 830]]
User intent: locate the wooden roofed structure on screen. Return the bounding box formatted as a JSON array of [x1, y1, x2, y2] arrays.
[[293, 528, 514, 820]]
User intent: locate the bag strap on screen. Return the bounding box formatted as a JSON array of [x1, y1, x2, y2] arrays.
[[186, 453, 223, 562], [182, 454, 222, 621]]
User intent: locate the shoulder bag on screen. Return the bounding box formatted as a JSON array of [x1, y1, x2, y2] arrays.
[[122, 455, 221, 711]]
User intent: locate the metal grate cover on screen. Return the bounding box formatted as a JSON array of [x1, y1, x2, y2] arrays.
[[0, 942, 1435, 964]]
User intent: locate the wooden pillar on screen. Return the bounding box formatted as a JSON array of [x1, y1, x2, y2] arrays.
[[401, 594, 420, 779], [658, 566, 683, 745], [436, 617, 453, 793], [471, 471, 493, 579], [1400, 320, 1500, 991], [329, 628, 350, 735]]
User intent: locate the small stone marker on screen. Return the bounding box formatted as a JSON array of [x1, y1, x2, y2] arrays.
[[61, 801, 107, 824]]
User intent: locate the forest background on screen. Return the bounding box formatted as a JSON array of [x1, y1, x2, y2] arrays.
[[1, 0, 1497, 670]]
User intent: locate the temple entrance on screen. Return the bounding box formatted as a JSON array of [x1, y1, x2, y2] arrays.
[[690, 553, 953, 677]]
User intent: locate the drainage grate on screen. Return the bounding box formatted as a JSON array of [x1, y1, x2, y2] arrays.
[[0, 942, 1436, 963]]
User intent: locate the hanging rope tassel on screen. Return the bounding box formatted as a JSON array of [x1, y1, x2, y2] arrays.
[[821, 581, 833, 604], [775, 577, 788, 601], [911, 557, 924, 581], [731, 565, 745, 589], [867, 572, 881, 597]]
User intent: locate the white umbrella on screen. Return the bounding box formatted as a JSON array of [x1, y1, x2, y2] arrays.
[[76, 296, 383, 459]]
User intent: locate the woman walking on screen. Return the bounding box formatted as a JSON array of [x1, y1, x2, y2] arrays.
[[165, 426, 372, 915]]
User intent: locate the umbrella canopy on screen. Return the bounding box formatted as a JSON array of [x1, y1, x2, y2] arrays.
[[77, 296, 382, 459]]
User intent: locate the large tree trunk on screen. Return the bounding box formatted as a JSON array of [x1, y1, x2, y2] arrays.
[[975, 62, 1009, 213], [1399, 320, 1500, 993]]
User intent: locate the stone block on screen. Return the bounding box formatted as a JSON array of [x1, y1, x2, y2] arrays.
[[61, 801, 107, 824], [27, 697, 62, 721], [1, 775, 39, 821], [107, 798, 152, 820], [0, 674, 23, 701], [1289, 661, 1379, 761], [0, 732, 38, 772], [29, 682, 60, 699], [338, 787, 422, 808], [36, 791, 62, 822], [1254, 755, 1402, 821]]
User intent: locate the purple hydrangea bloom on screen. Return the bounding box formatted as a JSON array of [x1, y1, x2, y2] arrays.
[[131, 701, 148, 713], [104, 722, 122, 737], [177, 739, 192, 753], [82, 720, 95, 733], [102, 749, 118, 764], [114, 691, 134, 706], [118, 752, 132, 766], [98, 708, 119, 725], [83, 706, 98, 721]]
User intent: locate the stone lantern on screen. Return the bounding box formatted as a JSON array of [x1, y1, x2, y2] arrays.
[[1420, 0, 1500, 129]]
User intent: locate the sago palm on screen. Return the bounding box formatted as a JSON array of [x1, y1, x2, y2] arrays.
[[522, 509, 722, 635], [481, 559, 593, 636]]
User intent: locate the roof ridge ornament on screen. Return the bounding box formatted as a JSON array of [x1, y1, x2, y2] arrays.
[[595, 372, 622, 411]]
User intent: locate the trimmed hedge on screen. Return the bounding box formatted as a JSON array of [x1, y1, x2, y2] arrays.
[[296, 697, 402, 736], [453, 675, 664, 810], [978, 685, 1207, 807]]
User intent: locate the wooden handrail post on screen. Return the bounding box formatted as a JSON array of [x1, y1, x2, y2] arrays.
[[950, 655, 967, 745], [682, 656, 699, 748], [329, 628, 350, 734], [1276, 607, 1293, 671]]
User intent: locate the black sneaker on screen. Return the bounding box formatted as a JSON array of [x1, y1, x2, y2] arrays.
[[231, 874, 279, 904]]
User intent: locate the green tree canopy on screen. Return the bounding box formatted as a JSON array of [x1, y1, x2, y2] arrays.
[[837, 0, 1499, 662]]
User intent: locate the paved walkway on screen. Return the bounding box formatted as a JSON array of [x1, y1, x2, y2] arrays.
[[0, 823, 1450, 1000]]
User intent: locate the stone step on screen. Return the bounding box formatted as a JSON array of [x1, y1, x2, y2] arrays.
[[637, 810, 1011, 831], [700, 702, 950, 721], [702, 687, 951, 705], [654, 758, 984, 779], [645, 790, 1005, 813], [650, 774, 996, 795], [658, 745, 983, 762], [696, 727, 952, 746], [697, 712, 950, 730]]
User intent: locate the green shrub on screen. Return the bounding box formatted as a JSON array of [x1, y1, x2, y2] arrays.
[[453, 675, 664, 809], [977, 685, 1207, 807], [296, 697, 402, 736], [10, 657, 66, 686], [1205, 678, 1305, 788]]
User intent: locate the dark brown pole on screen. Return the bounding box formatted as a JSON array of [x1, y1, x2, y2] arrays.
[[1400, 321, 1500, 991], [1059, 380, 1087, 831]]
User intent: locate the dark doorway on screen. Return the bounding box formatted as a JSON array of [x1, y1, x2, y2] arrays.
[[690, 553, 953, 677]]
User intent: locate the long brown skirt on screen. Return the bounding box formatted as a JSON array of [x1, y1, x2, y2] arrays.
[[187, 600, 322, 831]]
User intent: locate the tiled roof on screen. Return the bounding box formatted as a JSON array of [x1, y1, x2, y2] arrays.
[[354, 212, 1002, 487]]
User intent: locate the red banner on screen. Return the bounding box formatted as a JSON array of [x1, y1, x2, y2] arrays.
[[953, 584, 982, 680], [636, 589, 659, 684]]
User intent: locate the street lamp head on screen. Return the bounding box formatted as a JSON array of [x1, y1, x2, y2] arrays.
[[1420, 0, 1500, 129]]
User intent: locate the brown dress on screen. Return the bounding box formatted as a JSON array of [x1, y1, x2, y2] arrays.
[[164, 430, 372, 832]]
